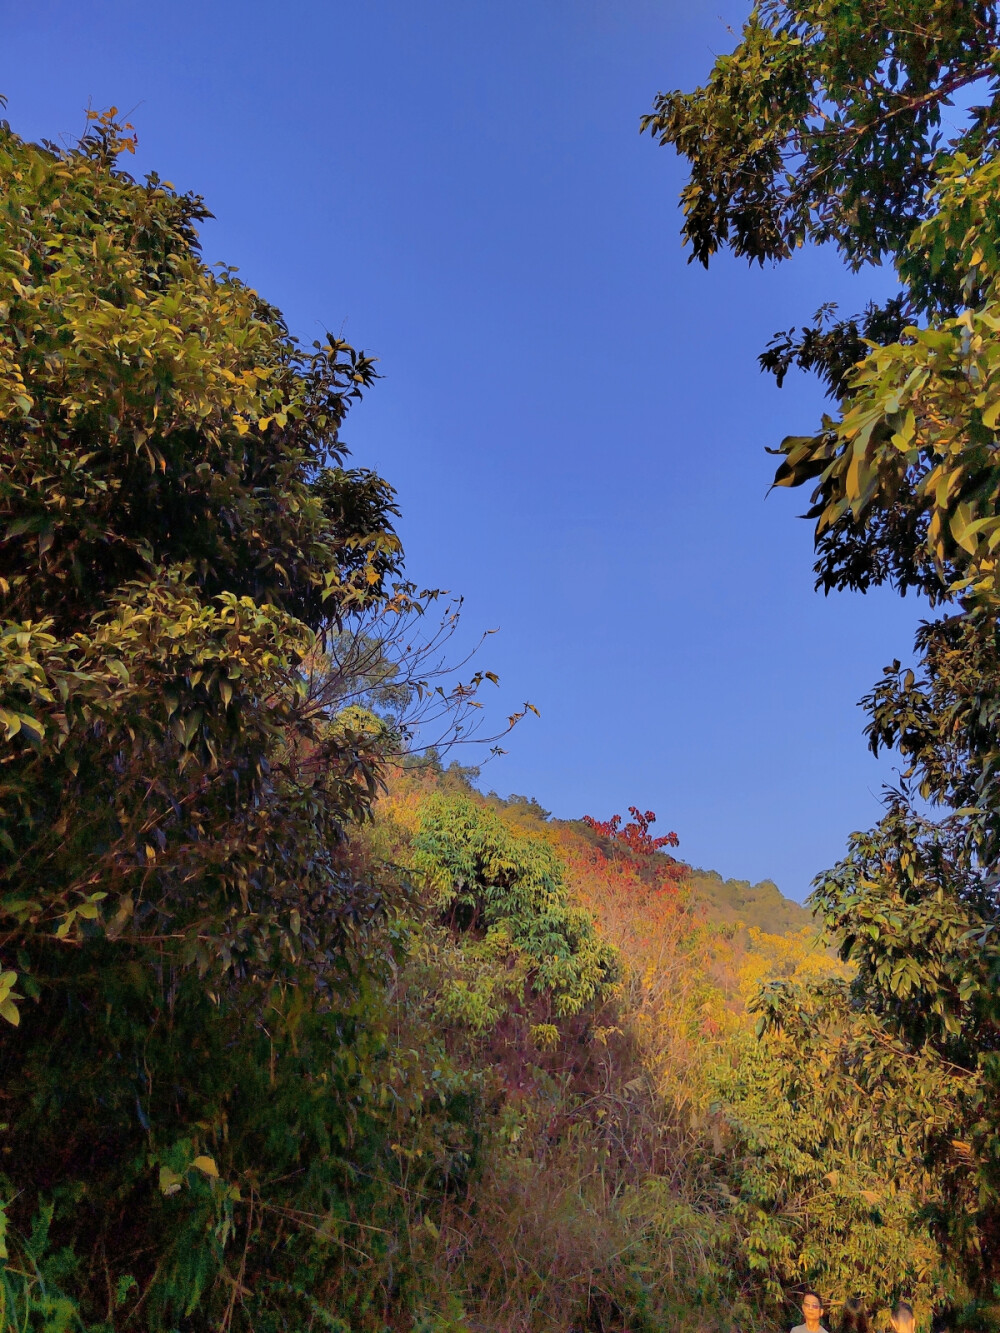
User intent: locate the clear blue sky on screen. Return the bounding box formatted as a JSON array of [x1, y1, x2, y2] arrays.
[[3, 1, 926, 900]]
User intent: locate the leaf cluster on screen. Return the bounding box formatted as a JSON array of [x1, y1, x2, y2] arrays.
[[644, 1, 1000, 275]]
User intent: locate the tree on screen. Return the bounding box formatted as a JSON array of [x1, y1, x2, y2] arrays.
[[413, 795, 619, 1019], [721, 979, 947, 1311], [649, 1, 1000, 1301], [0, 106, 441, 1329], [644, 1, 1000, 605], [643, 1, 1000, 277], [0, 104, 549, 1331], [0, 105, 407, 993], [583, 807, 681, 858]]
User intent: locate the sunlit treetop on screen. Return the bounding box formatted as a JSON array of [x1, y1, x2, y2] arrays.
[[646, 5, 1000, 606], [0, 106, 409, 998], [0, 105, 402, 633], [643, 0, 1000, 297]]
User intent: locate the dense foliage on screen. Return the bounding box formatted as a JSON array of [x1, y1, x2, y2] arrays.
[[649, 0, 1000, 1317], [0, 108, 455, 1332], [412, 795, 619, 1018], [0, 104, 402, 984]]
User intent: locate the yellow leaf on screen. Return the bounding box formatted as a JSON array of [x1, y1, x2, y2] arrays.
[[983, 397, 1000, 431], [192, 1155, 219, 1179], [159, 1166, 183, 1196]]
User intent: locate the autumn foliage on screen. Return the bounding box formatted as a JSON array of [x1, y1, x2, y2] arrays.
[[583, 806, 681, 856]]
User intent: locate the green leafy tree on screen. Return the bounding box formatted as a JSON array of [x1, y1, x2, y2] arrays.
[[0, 105, 460, 1330], [643, 1, 999, 275], [412, 795, 619, 1019], [0, 104, 406, 989], [649, 1, 1000, 1302], [643, 1, 1000, 606], [0, 102, 551, 1333], [721, 977, 949, 1310]]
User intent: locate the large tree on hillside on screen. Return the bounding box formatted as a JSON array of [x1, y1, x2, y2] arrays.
[[647, 1, 1000, 1300], [0, 105, 405, 984], [0, 105, 422, 1329]]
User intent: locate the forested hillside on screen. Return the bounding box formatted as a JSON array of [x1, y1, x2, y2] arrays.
[[6, 1, 1000, 1328], [683, 870, 810, 934]]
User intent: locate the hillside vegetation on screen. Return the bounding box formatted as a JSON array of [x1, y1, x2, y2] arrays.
[[341, 759, 851, 1331], [682, 871, 810, 935]]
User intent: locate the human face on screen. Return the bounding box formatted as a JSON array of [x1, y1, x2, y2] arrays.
[[802, 1295, 824, 1329]]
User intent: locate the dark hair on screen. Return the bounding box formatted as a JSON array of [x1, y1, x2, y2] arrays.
[[842, 1296, 870, 1333], [803, 1291, 824, 1307]]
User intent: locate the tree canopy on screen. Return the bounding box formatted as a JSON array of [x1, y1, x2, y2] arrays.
[[648, 0, 1000, 1305], [0, 107, 417, 1330], [413, 794, 619, 1017], [0, 107, 406, 1000], [643, 1, 1000, 280]]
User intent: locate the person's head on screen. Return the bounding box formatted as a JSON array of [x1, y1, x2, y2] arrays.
[[841, 1295, 870, 1333], [801, 1290, 825, 1328], [890, 1302, 915, 1333]]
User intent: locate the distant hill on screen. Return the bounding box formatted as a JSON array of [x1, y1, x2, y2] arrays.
[[443, 772, 815, 938], [685, 868, 813, 933]]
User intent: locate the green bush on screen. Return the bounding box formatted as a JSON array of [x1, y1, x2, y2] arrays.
[[413, 795, 619, 1018]]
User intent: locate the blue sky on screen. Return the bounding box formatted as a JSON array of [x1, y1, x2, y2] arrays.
[[3, 1, 927, 900]]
